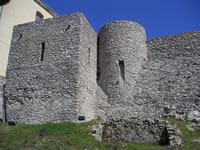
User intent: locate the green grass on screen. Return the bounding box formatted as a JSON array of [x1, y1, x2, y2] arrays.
[[0, 118, 199, 150]]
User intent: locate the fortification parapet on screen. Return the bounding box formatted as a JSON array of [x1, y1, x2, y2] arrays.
[[98, 21, 147, 105]]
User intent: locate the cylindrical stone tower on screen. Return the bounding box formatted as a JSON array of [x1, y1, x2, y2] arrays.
[[98, 21, 147, 105]]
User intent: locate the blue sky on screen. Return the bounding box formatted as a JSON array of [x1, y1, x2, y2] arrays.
[[43, 0, 200, 39]]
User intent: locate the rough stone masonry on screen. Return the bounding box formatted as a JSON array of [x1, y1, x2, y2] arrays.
[[0, 75, 5, 120], [5, 12, 97, 124], [2, 12, 200, 145]]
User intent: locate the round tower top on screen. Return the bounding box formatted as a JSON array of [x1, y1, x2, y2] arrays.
[[99, 20, 146, 34]]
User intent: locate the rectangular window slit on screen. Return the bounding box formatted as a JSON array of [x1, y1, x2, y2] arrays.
[[41, 42, 45, 61], [119, 60, 125, 81], [88, 48, 90, 64]]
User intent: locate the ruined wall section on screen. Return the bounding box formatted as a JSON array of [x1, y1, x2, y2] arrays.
[[0, 76, 5, 120], [102, 118, 182, 146], [5, 12, 95, 124], [77, 14, 97, 121]]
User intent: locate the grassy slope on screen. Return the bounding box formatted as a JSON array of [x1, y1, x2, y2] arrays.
[[163, 118, 200, 150], [0, 119, 199, 150]]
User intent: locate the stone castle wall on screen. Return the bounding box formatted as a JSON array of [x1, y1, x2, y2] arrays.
[[97, 30, 200, 121], [4, 11, 200, 124], [5, 12, 97, 124], [0, 76, 5, 120], [145, 31, 200, 120], [96, 30, 200, 122]]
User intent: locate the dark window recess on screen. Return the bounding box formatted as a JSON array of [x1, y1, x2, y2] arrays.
[[159, 127, 170, 146], [35, 11, 44, 21], [17, 34, 22, 41], [119, 60, 125, 81], [78, 116, 85, 121], [88, 48, 90, 64], [97, 72, 100, 81], [41, 42, 45, 61], [97, 36, 100, 80], [65, 25, 70, 32]]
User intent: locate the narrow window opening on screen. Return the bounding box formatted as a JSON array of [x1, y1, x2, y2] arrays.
[[159, 127, 170, 146], [97, 36, 100, 80], [119, 60, 125, 81], [35, 11, 44, 21], [88, 48, 90, 64], [17, 34, 22, 41], [41, 42, 45, 61], [65, 25, 70, 32]]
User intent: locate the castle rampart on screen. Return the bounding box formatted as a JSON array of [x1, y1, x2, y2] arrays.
[[3, 12, 200, 125], [145, 30, 200, 120]]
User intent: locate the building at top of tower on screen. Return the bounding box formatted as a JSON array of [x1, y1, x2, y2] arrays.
[[0, 0, 57, 77]]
